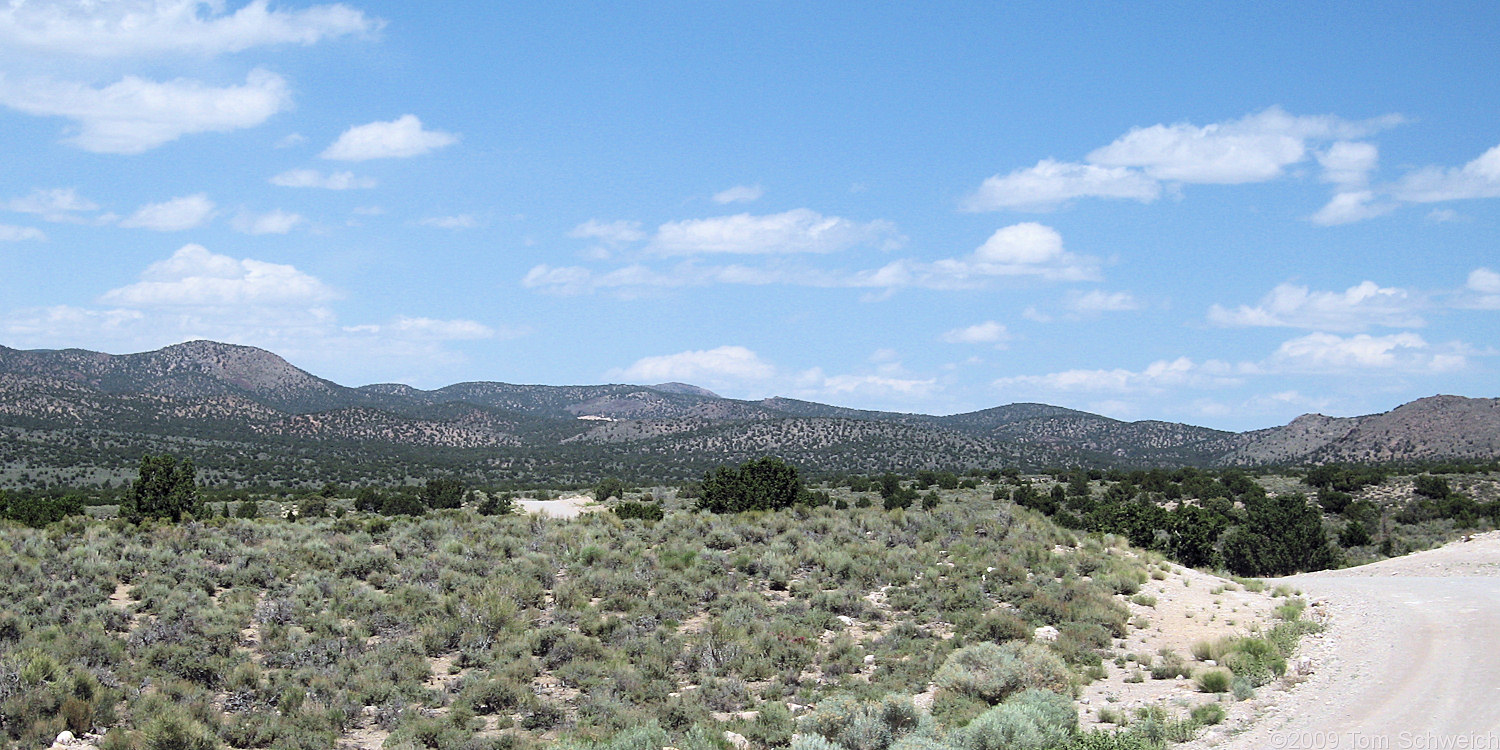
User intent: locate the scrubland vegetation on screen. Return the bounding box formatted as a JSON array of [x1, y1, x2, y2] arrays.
[[1, 457, 1494, 750]]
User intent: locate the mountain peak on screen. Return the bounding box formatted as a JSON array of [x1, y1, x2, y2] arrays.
[[649, 382, 721, 399]]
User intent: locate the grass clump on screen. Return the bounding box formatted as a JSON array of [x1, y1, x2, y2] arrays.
[[1193, 667, 1232, 693], [933, 642, 1071, 704]]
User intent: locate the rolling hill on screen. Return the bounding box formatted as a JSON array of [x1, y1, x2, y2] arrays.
[[0, 340, 1495, 489]]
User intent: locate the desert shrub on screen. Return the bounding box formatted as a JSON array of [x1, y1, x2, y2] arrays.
[[1230, 675, 1255, 701], [933, 642, 1070, 704], [142, 710, 218, 750], [965, 610, 1031, 644], [1190, 702, 1225, 725], [799, 694, 927, 750], [950, 689, 1075, 750], [1194, 668, 1231, 693], [1148, 649, 1190, 680], [615, 501, 664, 522]]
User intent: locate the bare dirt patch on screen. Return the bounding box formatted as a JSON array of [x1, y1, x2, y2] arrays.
[[1077, 562, 1286, 730], [516, 494, 599, 519], [1181, 531, 1500, 748]]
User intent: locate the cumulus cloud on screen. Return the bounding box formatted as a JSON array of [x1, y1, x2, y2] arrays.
[[1208, 281, 1423, 331], [995, 357, 1241, 394], [941, 321, 1010, 346], [269, 169, 376, 190], [650, 209, 902, 256], [965, 107, 1403, 214], [1065, 289, 1139, 314], [1266, 332, 1465, 374], [525, 222, 1097, 296], [119, 193, 216, 231], [0, 69, 291, 153], [0, 0, 380, 58], [0, 223, 47, 241], [1465, 267, 1500, 310], [712, 184, 764, 204], [1310, 190, 1397, 226], [962, 159, 1160, 211], [1391, 143, 1500, 203], [914, 222, 1099, 284], [1318, 141, 1379, 187], [321, 114, 457, 161], [1087, 107, 1399, 184], [100, 244, 337, 307], [2, 244, 508, 385], [569, 219, 645, 245], [381, 316, 494, 340], [231, 208, 303, 235], [613, 345, 776, 383], [803, 371, 938, 399], [7, 187, 98, 221]]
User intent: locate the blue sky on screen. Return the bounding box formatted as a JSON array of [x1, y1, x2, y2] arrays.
[[1, 2, 1497, 430]]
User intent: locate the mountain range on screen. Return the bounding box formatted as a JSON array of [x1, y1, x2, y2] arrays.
[[1, 340, 1496, 489]]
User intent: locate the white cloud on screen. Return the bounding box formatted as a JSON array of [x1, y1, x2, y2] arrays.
[[1468, 268, 1500, 295], [100, 244, 336, 307], [231, 208, 303, 235], [1310, 190, 1397, 226], [941, 321, 1010, 346], [383, 317, 494, 340], [0, 69, 291, 154], [0, 0, 380, 58], [1065, 289, 1139, 314], [7, 187, 98, 221], [962, 159, 1160, 211], [911, 222, 1099, 285], [1208, 281, 1423, 332], [119, 193, 216, 231], [1, 244, 512, 385], [811, 372, 938, 399], [419, 214, 478, 230], [1266, 332, 1465, 374], [0, 224, 47, 241], [651, 209, 901, 256], [995, 357, 1241, 394], [613, 345, 776, 383], [524, 223, 1097, 296], [1466, 267, 1500, 310], [270, 169, 376, 190], [1087, 107, 1399, 184], [1317, 141, 1379, 186], [569, 219, 645, 245], [1392, 143, 1500, 203], [712, 184, 764, 204], [321, 114, 457, 161]]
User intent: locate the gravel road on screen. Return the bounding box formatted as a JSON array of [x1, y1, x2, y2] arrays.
[[1207, 533, 1500, 749]]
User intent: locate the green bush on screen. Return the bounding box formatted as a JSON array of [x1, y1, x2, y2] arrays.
[[614, 501, 664, 522], [1190, 702, 1225, 725], [697, 457, 804, 513], [950, 689, 1075, 750], [933, 642, 1070, 704], [1193, 668, 1231, 693]]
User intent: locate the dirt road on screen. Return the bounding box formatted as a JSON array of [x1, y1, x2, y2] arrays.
[[1206, 533, 1500, 748], [515, 494, 596, 519]]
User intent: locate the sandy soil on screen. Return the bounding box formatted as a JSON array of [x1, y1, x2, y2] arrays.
[[1078, 561, 1287, 730], [1184, 531, 1500, 748], [515, 494, 598, 519]]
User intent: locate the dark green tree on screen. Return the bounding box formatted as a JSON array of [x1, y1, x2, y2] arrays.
[[595, 477, 626, 502], [1220, 493, 1338, 576], [697, 457, 803, 513], [0, 491, 84, 528], [419, 478, 467, 509], [120, 455, 202, 522]]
